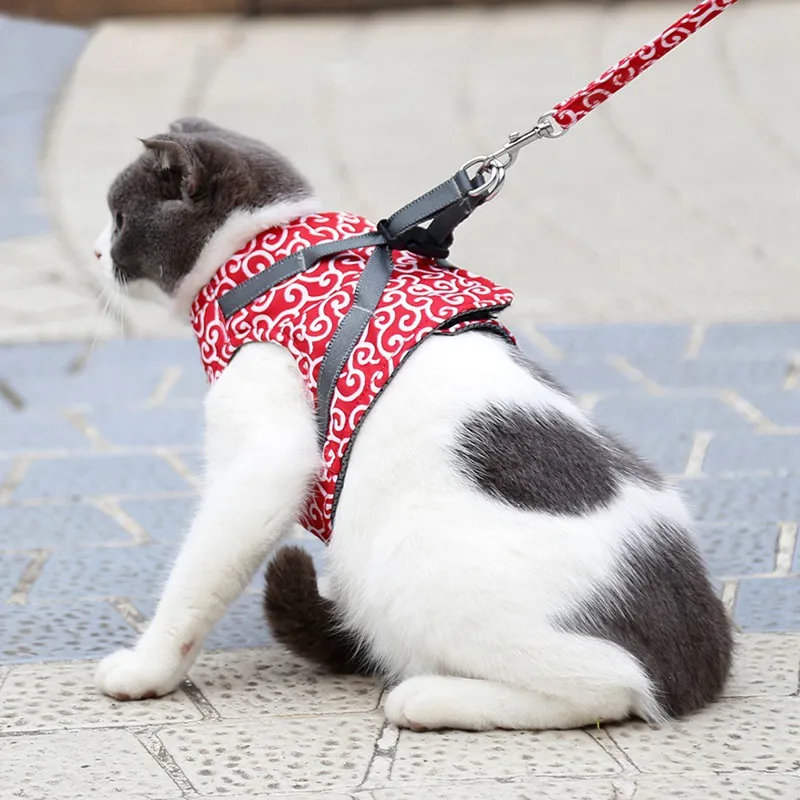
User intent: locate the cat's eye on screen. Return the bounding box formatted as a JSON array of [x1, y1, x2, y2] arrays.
[[114, 211, 124, 232]]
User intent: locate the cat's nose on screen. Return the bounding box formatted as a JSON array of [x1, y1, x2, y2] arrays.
[[93, 250, 101, 260]]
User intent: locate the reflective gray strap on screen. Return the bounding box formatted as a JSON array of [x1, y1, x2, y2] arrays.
[[379, 170, 474, 239], [315, 245, 394, 444], [219, 231, 385, 319]]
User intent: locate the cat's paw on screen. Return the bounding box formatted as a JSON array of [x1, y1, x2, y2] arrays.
[[95, 648, 183, 701], [384, 677, 447, 731]]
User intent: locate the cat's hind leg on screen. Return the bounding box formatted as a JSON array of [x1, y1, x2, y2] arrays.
[[384, 674, 636, 732]]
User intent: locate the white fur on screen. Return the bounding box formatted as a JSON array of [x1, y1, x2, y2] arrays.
[[95, 200, 689, 729]]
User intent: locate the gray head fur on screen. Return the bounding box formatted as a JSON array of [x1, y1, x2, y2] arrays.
[[103, 117, 314, 296]]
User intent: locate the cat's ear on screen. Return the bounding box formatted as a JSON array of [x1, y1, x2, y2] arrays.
[[140, 134, 203, 200]]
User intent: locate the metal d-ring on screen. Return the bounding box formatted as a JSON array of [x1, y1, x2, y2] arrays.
[[463, 156, 507, 201]]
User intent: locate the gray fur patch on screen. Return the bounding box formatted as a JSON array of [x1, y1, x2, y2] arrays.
[[454, 404, 659, 515], [559, 521, 733, 717], [106, 117, 312, 293]]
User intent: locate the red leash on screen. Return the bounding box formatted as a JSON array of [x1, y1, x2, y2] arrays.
[[470, 0, 739, 197]]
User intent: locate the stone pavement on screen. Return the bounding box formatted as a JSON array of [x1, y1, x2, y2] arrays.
[[2, 2, 800, 799]]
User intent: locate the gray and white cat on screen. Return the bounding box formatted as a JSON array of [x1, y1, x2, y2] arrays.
[[93, 117, 731, 730]]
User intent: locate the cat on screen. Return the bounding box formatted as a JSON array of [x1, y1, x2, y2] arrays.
[[93, 117, 732, 730]]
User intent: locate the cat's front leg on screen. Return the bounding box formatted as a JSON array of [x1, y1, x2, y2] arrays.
[[95, 344, 318, 700]]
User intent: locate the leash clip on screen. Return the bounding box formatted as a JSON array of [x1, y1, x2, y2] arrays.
[[463, 113, 565, 201]]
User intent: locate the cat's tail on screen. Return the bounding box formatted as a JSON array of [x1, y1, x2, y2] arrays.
[[263, 546, 376, 676]]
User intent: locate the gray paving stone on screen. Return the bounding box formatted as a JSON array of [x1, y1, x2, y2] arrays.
[[179, 449, 205, 478], [15, 454, 191, 500], [547, 362, 637, 394], [594, 396, 748, 440], [167, 366, 209, 402], [735, 578, 800, 632], [740, 391, 800, 427], [704, 433, 800, 475], [0, 342, 82, 378], [29, 543, 175, 601], [696, 523, 780, 577], [86, 337, 199, 374], [0, 503, 132, 548], [538, 323, 690, 361], [619, 432, 693, 476], [0, 552, 31, 602], [1, 600, 134, 663], [699, 323, 800, 358], [628, 358, 788, 391], [679, 476, 800, 525], [0, 410, 88, 452], [88, 407, 204, 448], [11, 368, 163, 409], [119, 497, 197, 543], [0, 17, 89, 240]]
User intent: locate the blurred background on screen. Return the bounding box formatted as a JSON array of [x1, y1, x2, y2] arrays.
[[2, 0, 798, 343]]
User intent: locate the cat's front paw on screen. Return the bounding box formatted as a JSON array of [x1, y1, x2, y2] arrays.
[[95, 648, 183, 701]]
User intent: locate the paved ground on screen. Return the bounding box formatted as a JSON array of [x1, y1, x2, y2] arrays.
[[1, 2, 800, 799]]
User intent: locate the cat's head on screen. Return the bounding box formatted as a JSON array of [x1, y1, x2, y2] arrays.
[[94, 117, 320, 312]]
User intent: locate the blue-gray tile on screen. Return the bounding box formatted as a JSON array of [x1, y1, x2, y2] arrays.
[[629, 358, 788, 391], [120, 497, 197, 543], [594, 396, 748, 440], [620, 433, 693, 476], [179, 450, 205, 479], [734, 578, 800, 632], [0, 411, 88, 452], [0, 17, 89, 240], [538, 324, 690, 361], [547, 362, 637, 394], [741, 391, 800, 427], [1, 601, 134, 663], [88, 407, 204, 448], [704, 434, 800, 475], [15, 455, 191, 500], [510, 330, 558, 365], [0, 504, 132, 549], [699, 323, 800, 359], [29, 543, 175, 601], [0, 343, 83, 379], [679, 476, 800, 525], [0, 552, 31, 602], [85, 338, 200, 374], [696, 523, 779, 577]]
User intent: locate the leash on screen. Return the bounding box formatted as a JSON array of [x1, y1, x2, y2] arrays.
[[467, 0, 739, 200], [219, 0, 739, 442]]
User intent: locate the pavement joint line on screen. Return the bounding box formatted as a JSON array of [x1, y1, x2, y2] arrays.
[[785, 356, 800, 390], [179, 676, 221, 721], [360, 719, 399, 789], [683, 323, 708, 359], [61, 408, 112, 451], [0, 456, 32, 504], [721, 580, 739, 615], [684, 430, 713, 477], [775, 522, 798, 577], [0, 445, 202, 459], [159, 449, 202, 489], [92, 496, 153, 544], [719, 389, 774, 429], [607, 356, 665, 395], [8, 548, 51, 605], [109, 597, 148, 633], [0, 378, 25, 410], [577, 392, 601, 413], [147, 365, 184, 407], [66, 341, 94, 374], [587, 727, 640, 775], [133, 727, 200, 797], [520, 326, 564, 361]]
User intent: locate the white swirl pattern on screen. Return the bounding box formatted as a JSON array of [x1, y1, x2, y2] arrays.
[[191, 211, 514, 542]]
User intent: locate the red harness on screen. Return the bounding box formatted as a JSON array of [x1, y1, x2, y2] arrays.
[[191, 211, 514, 542]]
